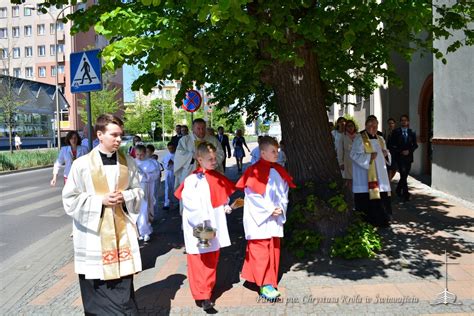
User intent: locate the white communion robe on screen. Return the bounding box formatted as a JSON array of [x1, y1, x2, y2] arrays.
[[243, 169, 289, 240], [162, 152, 175, 207], [350, 134, 392, 194], [53, 145, 89, 178], [135, 158, 161, 237], [181, 173, 231, 254], [62, 151, 144, 280], [173, 133, 224, 190]]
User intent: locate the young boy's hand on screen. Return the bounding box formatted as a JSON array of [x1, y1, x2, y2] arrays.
[[272, 207, 283, 216], [224, 205, 233, 214]]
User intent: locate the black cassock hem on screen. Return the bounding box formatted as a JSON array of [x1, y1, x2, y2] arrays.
[[354, 192, 391, 227], [79, 274, 139, 316]]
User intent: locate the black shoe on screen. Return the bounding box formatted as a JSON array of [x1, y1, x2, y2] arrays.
[[201, 299, 214, 311], [162, 206, 170, 210]]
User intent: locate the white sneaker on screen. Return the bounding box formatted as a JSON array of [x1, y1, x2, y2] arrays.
[[138, 236, 144, 241], [144, 235, 150, 242]]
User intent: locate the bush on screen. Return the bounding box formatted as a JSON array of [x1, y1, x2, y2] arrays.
[[330, 217, 382, 259], [0, 149, 57, 171]]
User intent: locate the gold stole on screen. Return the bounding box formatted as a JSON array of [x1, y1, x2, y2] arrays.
[[89, 148, 137, 280], [361, 132, 385, 200]]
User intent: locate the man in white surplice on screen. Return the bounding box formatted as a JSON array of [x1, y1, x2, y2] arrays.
[[350, 117, 392, 227], [174, 118, 224, 199], [62, 114, 144, 315]]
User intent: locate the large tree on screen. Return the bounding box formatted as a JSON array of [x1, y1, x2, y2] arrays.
[[32, 0, 474, 245], [0, 75, 24, 153]]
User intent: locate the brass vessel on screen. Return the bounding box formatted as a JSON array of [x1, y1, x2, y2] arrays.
[[192, 223, 217, 249]]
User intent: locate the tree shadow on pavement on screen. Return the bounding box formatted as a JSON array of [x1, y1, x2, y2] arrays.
[[281, 180, 474, 281], [136, 274, 186, 315]]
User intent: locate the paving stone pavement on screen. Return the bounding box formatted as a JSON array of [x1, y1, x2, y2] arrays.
[[2, 143, 473, 315]]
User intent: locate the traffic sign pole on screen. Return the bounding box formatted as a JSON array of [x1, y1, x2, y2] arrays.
[[86, 92, 93, 152]]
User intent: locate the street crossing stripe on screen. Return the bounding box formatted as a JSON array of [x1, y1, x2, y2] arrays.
[[0, 186, 41, 201], [2, 195, 62, 216], [39, 207, 66, 218], [0, 186, 57, 208]]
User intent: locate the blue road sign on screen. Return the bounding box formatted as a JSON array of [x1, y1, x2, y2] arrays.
[[182, 90, 202, 113], [70, 49, 102, 93]]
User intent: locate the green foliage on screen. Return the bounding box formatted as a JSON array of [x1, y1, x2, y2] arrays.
[[210, 106, 245, 134], [79, 74, 121, 125], [287, 229, 322, 259], [124, 99, 174, 138], [0, 149, 57, 171], [30, 0, 474, 122], [0, 76, 26, 153], [330, 218, 382, 259]]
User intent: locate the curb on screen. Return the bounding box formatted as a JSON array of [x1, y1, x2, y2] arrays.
[[0, 164, 53, 176]]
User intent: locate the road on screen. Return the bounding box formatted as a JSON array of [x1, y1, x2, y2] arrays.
[[0, 168, 68, 262]]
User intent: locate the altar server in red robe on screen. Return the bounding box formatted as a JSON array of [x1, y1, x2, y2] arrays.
[[236, 136, 296, 300], [175, 142, 236, 311]]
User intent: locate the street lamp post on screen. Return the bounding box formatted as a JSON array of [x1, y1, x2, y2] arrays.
[[53, 5, 73, 150]]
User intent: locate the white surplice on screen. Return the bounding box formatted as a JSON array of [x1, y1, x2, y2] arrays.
[[173, 134, 224, 190], [135, 158, 160, 237], [181, 173, 231, 254], [62, 150, 144, 280], [243, 169, 289, 240], [350, 134, 392, 193], [162, 152, 175, 207]]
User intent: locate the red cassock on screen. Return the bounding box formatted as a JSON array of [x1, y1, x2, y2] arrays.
[[175, 168, 236, 300], [187, 250, 220, 300], [241, 238, 281, 288]]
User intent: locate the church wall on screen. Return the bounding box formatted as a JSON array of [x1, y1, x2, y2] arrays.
[[432, 21, 474, 202]]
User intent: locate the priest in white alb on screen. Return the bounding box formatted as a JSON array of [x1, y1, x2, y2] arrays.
[[174, 118, 224, 212], [350, 116, 392, 228], [62, 114, 144, 315]]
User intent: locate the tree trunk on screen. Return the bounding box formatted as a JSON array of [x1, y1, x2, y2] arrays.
[[270, 46, 352, 253], [8, 122, 13, 154]]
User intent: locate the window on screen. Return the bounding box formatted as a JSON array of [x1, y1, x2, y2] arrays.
[[13, 68, 21, 77], [12, 6, 19, 17], [12, 26, 20, 38], [1, 48, 8, 59], [58, 65, 64, 74], [25, 46, 33, 57], [49, 22, 64, 34], [13, 47, 20, 58], [36, 4, 44, 15], [51, 65, 56, 77], [25, 67, 33, 77], [0, 8, 7, 18], [24, 7, 32, 16], [1, 68, 8, 75], [37, 24, 45, 35], [0, 28, 7, 38], [38, 45, 45, 56], [50, 44, 56, 56], [57, 44, 64, 54], [38, 66, 46, 77], [24, 25, 32, 36]]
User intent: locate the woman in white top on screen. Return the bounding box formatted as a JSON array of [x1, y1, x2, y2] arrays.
[[336, 119, 358, 190], [331, 117, 346, 150], [50, 131, 89, 186]]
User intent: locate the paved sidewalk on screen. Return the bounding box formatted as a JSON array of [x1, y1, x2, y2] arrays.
[[2, 144, 473, 315]]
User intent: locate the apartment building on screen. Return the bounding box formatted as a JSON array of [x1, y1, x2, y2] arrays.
[[0, 0, 123, 135]]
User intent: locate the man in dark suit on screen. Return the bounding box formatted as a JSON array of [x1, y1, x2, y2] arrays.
[[389, 115, 418, 201], [170, 124, 182, 148], [217, 126, 231, 172]]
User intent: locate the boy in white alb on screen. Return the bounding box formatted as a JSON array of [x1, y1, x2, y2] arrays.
[[175, 142, 236, 311], [162, 142, 176, 210], [236, 136, 295, 300], [134, 144, 160, 242]]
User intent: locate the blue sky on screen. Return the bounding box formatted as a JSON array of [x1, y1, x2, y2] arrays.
[[123, 64, 139, 103]]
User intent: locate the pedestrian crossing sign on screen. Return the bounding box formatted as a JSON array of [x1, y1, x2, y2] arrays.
[[70, 49, 102, 93]]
